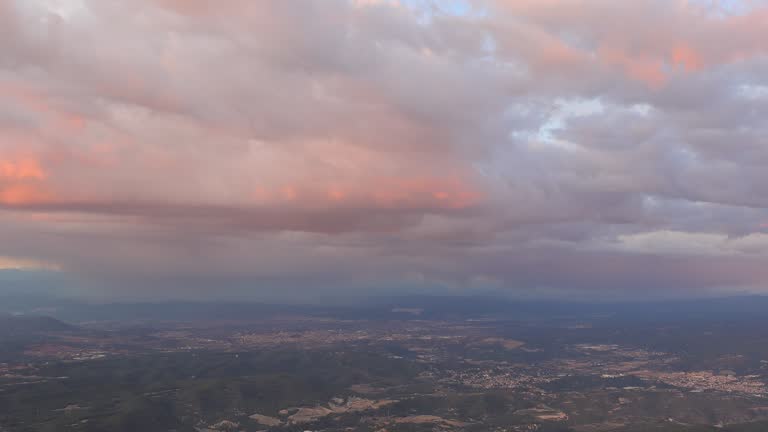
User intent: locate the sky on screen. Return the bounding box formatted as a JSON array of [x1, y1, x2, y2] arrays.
[[3, 0, 768, 301]]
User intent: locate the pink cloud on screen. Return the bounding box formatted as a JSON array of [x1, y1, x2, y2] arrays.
[[2, 0, 768, 298]]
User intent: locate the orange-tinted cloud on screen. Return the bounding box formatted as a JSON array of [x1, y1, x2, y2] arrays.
[[0, 156, 50, 205], [672, 43, 703, 72], [0, 157, 46, 180], [492, 0, 768, 87], [370, 176, 480, 209], [598, 44, 667, 88], [0, 184, 50, 205], [244, 175, 480, 212]]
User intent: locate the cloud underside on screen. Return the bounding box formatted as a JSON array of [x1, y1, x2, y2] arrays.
[[3, 0, 768, 298]]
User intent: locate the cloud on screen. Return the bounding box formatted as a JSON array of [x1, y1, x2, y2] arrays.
[[1, 0, 768, 299], [593, 230, 768, 257], [0, 255, 59, 271]]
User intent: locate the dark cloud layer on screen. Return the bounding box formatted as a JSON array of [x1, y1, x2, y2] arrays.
[[2, 0, 768, 299]]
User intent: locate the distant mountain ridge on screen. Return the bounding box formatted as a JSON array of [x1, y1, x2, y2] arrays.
[[5, 293, 768, 324], [0, 315, 74, 336]]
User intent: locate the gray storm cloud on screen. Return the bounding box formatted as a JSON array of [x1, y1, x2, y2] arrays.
[[2, 0, 768, 299]]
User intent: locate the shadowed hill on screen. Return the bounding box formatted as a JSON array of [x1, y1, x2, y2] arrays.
[[0, 315, 74, 336]]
